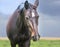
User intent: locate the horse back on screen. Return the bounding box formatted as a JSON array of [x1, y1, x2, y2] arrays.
[[6, 9, 20, 32]]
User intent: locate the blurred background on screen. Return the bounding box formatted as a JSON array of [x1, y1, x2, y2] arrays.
[[0, 0, 60, 37]]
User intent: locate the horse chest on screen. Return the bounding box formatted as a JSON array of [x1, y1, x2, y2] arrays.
[[12, 31, 31, 43]]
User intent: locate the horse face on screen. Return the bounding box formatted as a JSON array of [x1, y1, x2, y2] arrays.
[[30, 9, 40, 41], [24, 0, 40, 41]]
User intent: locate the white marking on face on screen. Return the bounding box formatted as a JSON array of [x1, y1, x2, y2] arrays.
[[32, 11, 35, 17]]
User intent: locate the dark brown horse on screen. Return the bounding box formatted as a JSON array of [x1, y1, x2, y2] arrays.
[[6, 0, 40, 47]]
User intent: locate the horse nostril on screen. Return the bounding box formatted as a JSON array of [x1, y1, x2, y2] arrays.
[[32, 36, 37, 41], [32, 34, 40, 41]]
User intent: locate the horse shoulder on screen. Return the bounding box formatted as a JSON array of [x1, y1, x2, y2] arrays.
[[7, 9, 20, 31]]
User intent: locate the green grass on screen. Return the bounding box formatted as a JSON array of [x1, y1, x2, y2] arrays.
[[0, 40, 60, 47]]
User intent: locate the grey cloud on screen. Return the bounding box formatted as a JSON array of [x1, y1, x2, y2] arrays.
[[39, 0, 60, 16], [38, 13, 60, 37]]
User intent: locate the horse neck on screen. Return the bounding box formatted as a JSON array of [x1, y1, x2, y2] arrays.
[[19, 11, 29, 33], [20, 9, 26, 24]]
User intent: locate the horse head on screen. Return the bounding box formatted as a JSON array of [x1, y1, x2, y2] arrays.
[[17, 0, 40, 41], [24, 0, 40, 41]]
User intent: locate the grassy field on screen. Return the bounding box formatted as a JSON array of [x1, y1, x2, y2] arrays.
[[0, 39, 60, 47]]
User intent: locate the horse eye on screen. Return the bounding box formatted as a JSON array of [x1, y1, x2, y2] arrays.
[[26, 16, 29, 19], [26, 17, 29, 19]]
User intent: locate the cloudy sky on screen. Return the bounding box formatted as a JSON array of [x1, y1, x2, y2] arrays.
[[39, 0, 60, 37], [0, 0, 36, 14], [0, 0, 60, 37]]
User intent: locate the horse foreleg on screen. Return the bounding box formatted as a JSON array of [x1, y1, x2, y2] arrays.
[[18, 39, 30, 47], [10, 42, 16, 47], [23, 40, 30, 47], [18, 44, 23, 47]]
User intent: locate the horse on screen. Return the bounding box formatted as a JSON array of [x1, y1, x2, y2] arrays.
[[6, 0, 40, 47]]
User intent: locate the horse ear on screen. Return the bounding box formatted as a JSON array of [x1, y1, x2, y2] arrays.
[[24, 0, 29, 9], [34, 0, 39, 8]]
